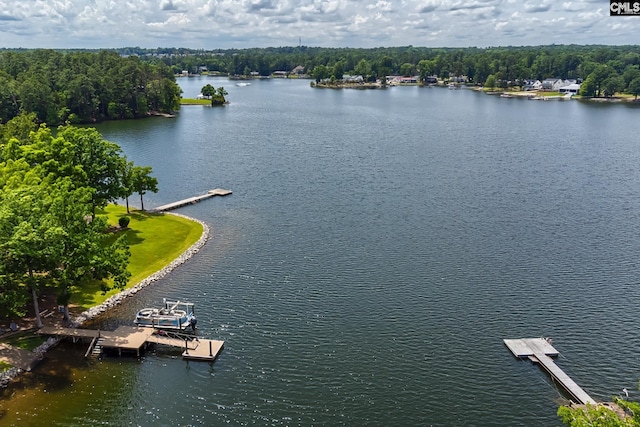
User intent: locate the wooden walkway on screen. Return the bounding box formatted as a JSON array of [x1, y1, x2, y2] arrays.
[[504, 338, 596, 405], [152, 188, 232, 212], [39, 326, 223, 362]]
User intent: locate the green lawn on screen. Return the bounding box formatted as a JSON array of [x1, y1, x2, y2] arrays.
[[72, 205, 204, 310], [180, 98, 211, 105]]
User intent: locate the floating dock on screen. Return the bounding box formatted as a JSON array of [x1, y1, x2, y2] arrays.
[[151, 188, 232, 212], [504, 338, 596, 405], [39, 325, 223, 362]]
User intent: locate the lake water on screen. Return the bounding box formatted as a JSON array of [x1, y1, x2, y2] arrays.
[[3, 78, 640, 426]]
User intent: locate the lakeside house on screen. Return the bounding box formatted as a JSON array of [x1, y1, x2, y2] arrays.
[[541, 78, 578, 91], [524, 80, 542, 91], [388, 75, 419, 85], [342, 74, 364, 83], [291, 65, 305, 75], [450, 75, 469, 83], [559, 83, 582, 94]]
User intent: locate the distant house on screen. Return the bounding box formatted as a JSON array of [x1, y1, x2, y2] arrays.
[[400, 76, 418, 84], [559, 83, 581, 94], [343, 74, 364, 83], [291, 65, 305, 75], [424, 75, 438, 84], [273, 71, 288, 77], [524, 80, 542, 91], [450, 75, 468, 83], [542, 78, 576, 91]]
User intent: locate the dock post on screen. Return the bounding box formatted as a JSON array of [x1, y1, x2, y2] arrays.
[[209, 341, 212, 357], [184, 338, 189, 355]]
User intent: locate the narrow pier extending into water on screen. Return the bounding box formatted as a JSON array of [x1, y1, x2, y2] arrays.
[[39, 325, 224, 362], [504, 338, 596, 405], [152, 188, 232, 212]]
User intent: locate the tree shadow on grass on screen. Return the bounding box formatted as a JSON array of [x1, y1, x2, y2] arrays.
[[102, 227, 144, 246], [127, 210, 161, 222]]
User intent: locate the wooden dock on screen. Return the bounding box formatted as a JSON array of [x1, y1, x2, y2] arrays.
[[504, 338, 596, 405], [152, 188, 232, 212], [40, 326, 223, 362]]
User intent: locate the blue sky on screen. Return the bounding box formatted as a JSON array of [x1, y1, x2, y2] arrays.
[[0, 0, 635, 49]]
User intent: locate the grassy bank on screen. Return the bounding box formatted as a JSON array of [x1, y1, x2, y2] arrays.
[[73, 205, 204, 310], [180, 98, 211, 105]]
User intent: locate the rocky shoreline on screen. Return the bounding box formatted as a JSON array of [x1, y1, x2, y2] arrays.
[[0, 213, 210, 388]]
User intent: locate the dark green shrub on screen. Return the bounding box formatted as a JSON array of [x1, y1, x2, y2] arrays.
[[118, 216, 130, 228]]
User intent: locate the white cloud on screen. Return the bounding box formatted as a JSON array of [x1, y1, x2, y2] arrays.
[[0, 0, 636, 48], [524, 2, 552, 13]]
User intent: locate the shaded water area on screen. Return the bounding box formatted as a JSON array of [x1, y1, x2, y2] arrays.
[[3, 78, 640, 425]]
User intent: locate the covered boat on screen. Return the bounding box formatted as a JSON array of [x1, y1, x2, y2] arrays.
[[134, 299, 197, 331]]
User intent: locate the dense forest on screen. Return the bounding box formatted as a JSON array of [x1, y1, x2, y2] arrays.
[[0, 50, 182, 125], [2, 45, 640, 126]]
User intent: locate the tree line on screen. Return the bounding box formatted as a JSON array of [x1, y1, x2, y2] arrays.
[[0, 113, 158, 326], [0, 50, 182, 125], [130, 44, 640, 97], [2, 45, 640, 126]]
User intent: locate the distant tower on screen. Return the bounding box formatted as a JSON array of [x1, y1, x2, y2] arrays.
[[299, 37, 301, 47]]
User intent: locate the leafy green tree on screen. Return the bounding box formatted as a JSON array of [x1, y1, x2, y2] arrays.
[[332, 61, 345, 80], [485, 74, 497, 90], [120, 159, 135, 213], [622, 65, 640, 88], [131, 165, 158, 211], [47, 179, 130, 320], [212, 87, 228, 105], [0, 121, 136, 322], [418, 59, 436, 82], [312, 65, 330, 83], [53, 126, 126, 218], [628, 77, 640, 99], [17, 75, 59, 124], [0, 182, 65, 328], [201, 84, 216, 98], [400, 63, 415, 77], [584, 64, 615, 97], [354, 59, 372, 79], [0, 273, 27, 319], [0, 112, 38, 149], [602, 75, 623, 97], [580, 75, 597, 97], [0, 72, 19, 122], [558, 402, 633, 426], [66, 74, 98, 122], [375, 56, 394, 86]]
